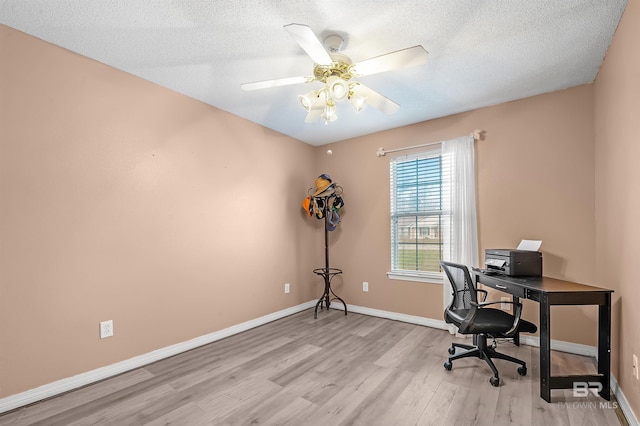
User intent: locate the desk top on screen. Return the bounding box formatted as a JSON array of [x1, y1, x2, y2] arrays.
[[476, 273, 613, 294]]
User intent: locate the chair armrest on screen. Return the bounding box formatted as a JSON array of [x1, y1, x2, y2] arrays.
[[504, 302, 523, 337], [469, 300, 523, 337], [477, 289, 488, 302]]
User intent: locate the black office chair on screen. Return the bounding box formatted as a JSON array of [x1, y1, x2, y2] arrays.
[[440, 261, 537, 386]]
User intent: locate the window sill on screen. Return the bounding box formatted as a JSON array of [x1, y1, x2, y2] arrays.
[[386, 272, 443, 284]]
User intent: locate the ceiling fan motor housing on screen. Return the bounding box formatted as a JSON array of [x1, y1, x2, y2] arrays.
[[323, 33, 345, 52], [314, 53, 353, 83]]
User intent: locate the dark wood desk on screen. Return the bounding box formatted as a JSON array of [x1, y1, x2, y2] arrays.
[[474, 273, 613, 403]]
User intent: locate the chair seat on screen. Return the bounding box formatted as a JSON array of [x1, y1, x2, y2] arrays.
[[446, 307, 537, 336]]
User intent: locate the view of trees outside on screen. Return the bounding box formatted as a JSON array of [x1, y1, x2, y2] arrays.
[[396, 215, 442, 272]]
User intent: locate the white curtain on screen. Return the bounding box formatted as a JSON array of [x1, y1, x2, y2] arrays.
[[441, 135, 479, 332]]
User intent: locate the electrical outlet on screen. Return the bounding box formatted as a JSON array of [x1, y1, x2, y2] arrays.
[[363, 281, 369, 292], [633, 354, 639, 380], [100, 320, 113, 339], [501, 297, 511, 311], [284, 283, 290, 294]]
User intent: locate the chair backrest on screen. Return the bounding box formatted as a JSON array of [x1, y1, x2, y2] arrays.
[[440, 261, 479, 312]]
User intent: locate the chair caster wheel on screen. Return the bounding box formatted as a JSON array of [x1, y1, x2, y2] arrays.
[[444, 361, 452, 371], [517, 366, 527, 376], [448, 346, 455, 355], [490, 376, 500, 387]]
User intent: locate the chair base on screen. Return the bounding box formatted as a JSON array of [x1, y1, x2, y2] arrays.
[[443, 335, 527, 386]]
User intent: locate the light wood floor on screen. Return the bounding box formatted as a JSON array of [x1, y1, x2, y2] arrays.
[[0, 309, 625, 425]]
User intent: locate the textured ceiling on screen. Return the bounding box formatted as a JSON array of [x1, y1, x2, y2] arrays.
[[0, 0, 628, 146]]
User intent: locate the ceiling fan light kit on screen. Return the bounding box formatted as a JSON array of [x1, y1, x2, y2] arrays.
[[299, 76, 368, 124], [297, 49, 365, 124], [320, 100, 337, 123], [348, 87, 367, 112], [241, 24, 429, 125], [326, 76, 348, 101]]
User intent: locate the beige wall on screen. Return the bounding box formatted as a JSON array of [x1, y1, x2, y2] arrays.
[[318, 85, 597, 344], [594, 0, 640, 416], [0, 25, 318, 397]]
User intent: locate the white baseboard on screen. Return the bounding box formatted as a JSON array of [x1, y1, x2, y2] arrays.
[[0, 301, 315, 414], [3, 300, 638, 426], [327, 300, 451, 331], [612, 374, 640, 426], [517, 334, 598, 358]]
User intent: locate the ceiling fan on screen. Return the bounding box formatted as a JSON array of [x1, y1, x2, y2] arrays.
[[240, 24, 429, 124]]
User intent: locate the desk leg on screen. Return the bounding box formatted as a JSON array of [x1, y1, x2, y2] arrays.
[[539, 293, 551, 402], [598, 293, 612, 401], [512, 295, 520, 346]]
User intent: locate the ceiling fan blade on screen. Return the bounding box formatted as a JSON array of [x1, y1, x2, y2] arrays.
[[352, 46, 428, 76], [352, 84, 400, 115], [284, 23, 333, 66], [241, 75, 313, 91]]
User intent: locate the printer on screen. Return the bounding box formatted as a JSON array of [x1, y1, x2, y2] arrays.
[[484, 249, 542, 276]]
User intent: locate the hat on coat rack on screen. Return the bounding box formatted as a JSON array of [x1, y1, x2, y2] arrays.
[[326, 209, 341, 231], [313, 197, 325, 219], [313, 174, 335, 197], [332, 195, 344, 210], [301, 196, 314, 217]]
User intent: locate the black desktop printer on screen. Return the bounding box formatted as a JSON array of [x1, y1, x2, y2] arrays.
[[484, 249, 542, 276]]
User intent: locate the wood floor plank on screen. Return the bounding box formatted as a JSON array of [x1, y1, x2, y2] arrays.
[[339, 367, 415, 426], [0, 368, 155, 425], [374, 326, 432, 368], [304, 363, 395, 425], [416, 380, 464, 426], [0, 309, 624, 426], [261, 397, 316, 426], [57, 383, 176, 426], [163, 335, 293, 392], [142, 402, 211, 426], [220, 380, 319, 425], [195, 376, 282, 424], [454, 378, 502, 425], [377, 356, 443, 425], [492, 344, 534, 426], [349, 315, 388, 337]]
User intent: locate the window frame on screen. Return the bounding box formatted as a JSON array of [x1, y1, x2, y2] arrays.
[[388, 148, 447, 284]]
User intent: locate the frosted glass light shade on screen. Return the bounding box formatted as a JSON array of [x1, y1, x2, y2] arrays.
[[326, 76, 349, 101], [299, 91, 318, 112]]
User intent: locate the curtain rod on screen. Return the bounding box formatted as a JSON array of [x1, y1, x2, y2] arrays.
[[375, 129, 483, 157]]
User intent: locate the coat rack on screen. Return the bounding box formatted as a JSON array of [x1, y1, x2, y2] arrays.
[[303, 174, 347, 319]]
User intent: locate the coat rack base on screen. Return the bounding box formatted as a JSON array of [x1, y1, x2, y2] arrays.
[[313, 267, 347, 319]]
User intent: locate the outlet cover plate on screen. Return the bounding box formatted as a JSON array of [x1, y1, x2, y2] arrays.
[[100, 320, 113, 339], [284, 283, 290, 294], [363, 282, 369, 292]]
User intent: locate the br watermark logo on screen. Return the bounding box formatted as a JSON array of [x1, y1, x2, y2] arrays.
[[556, 382, 618, 410], [573, 381, 603, 398]]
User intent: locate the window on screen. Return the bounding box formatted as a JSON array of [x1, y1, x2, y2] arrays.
[[390, 148, 449, 282], [388, 136, 478, 287]]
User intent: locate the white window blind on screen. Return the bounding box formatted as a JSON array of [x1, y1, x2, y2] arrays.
[[390, 148, 452, 279]]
